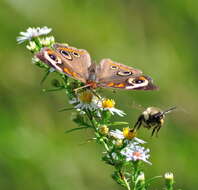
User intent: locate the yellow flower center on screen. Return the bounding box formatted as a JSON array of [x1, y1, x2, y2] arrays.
[[102, 99, 115, 108], [78, 91, 93, 103], [123, 127, 136, 140]]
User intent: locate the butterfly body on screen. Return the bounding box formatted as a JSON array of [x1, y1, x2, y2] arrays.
[[36, 43, 157, 90]]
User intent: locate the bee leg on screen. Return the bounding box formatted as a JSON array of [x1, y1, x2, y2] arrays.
[[147, 123, 152, 129], [151, 125, 158, 137], [155, 125, 162, 137], [133, 115, 143, 130]]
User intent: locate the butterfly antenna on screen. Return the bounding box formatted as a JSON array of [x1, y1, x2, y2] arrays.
[[163, 106, 177, 115]]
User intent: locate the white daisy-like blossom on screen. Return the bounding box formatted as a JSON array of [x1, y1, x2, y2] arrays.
[[98, 99, 126, 117], [110, 129, 125, 139], [121, 144, 151, 165], [69, 91, 100, 111], [106, 107, 126, 117], [109, 129, 146, 144], [17, 26, 52, 44]]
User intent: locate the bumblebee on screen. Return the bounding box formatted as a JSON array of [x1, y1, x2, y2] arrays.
[[133, 106, 176, 136]]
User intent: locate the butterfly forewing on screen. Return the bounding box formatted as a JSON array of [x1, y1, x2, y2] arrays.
[[95, 59, 157, 90], [36, 44, 92, 83], [53, 44, 91, 82]]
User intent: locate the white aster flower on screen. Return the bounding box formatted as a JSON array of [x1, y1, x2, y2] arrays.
[[121, 144, 151, 165], [17, 26, 52, 44], [110, 129, 124, 139], [109, 129, 146, 144], [98, 99, 126, 117], [69, 91, 100, 111], [127, 137, 146, 144]]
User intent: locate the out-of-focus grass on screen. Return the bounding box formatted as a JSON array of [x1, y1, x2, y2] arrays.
[[0, 0, 198, 189]]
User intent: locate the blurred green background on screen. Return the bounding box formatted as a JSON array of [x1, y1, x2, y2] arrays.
[[0, 0, 198, 189]]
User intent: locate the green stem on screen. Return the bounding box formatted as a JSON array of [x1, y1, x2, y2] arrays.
[[123, 175, 131, 190], [86, 110, 110, 152], [101, 137, 110, 151]]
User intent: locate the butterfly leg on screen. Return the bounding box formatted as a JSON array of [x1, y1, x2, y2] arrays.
[[74, 84, 92, 93], [89, 89, 102, 100]]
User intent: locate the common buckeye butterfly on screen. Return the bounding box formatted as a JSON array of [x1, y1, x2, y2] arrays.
[[36, 43, 157, 90]]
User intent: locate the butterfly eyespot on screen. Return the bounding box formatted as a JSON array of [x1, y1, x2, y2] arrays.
[[73, 52, 80, 57], [49, 54, 57, 61], [48, 53, 62, 65], [111, 65, 118, 70], [134, 79, 145, 84], [127, 78, 145, 84], [117, 71, 132, 76], [60, 50, 72, 60]]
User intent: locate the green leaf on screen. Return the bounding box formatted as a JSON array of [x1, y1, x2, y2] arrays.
[[40, 69, 51, 84], [107, 121, 129, 126], [65, 126, 92, 133], [111, 171, 126, 187], [58, 107, 75, 112], [42, 87, 65, 92], [145, 175, 162, 187]]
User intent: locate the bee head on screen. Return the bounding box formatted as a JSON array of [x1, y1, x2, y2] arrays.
[[160, 118, 164, 125]]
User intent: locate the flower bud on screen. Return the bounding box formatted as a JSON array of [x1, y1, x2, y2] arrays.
[[26, 41, 37, 51], [99, 125, 109, 135], [137, 172, 145, 187], [114, 139, 123, 147], [164, 172, 174, 190]]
